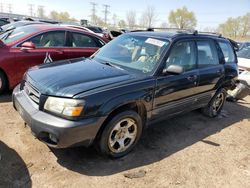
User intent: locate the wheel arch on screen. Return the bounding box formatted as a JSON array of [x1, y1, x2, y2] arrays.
[[0, 67, 9, 90], [94, 101, 147, 143]]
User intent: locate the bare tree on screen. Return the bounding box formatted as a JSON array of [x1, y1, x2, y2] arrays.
[[37, 5, 45, 18], [126, 10, 136, 29], [240, 13, 250, 37], [218, 17, 240, 38], [140, 6, 157, 28], [112, 13, 118, 27]]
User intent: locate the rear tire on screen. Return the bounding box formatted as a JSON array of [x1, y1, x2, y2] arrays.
[[0, 71, 7, 95], [98, 110, 143, 158], [202, 88, 227, 117]]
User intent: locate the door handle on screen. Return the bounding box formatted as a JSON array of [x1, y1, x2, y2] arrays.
[[187, 75, 197, 82]]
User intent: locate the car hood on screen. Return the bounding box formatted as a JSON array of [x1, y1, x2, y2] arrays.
[[26, 58, 138, 97]]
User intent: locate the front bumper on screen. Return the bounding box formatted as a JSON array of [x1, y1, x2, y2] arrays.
[[12, 85, 106, 148]]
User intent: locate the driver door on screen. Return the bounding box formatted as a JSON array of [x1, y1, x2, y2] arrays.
[[152, 40, 200, 119], [11, 31, 68, 85]]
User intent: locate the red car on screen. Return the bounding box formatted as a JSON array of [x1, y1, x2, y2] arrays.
[[0, 24, 108, 94]]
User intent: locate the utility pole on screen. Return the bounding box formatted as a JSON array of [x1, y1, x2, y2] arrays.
[[8, 4, 12, 13], [103, 4, 110, 26], [90, 2, 97, 25], [37, 5, 45, 18], [0, 2, 3, 13], [28, 4, 34, 17]]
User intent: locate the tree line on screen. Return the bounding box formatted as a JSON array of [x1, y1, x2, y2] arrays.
[[35, 5, 250, 39]]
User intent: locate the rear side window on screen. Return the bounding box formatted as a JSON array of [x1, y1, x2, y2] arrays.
[[27, 31, 66, 47], [197, 40, 219, 68], [218, 42, 235, 63], [71, 33, 99, 47]]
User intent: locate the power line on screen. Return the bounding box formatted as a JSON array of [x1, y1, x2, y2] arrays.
[[90, 2, 97, 24], [37, 5, 45, 18], [103, 4, 110, 25], [0, 2, 3, 13], [8, 4, 12, 13]]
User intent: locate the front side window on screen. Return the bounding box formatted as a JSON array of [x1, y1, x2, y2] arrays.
[[94, 34, 169, 74], [166, 41, 196, 71], [26, 31, 66, 47], [71, 33, 99, 47], [197, 40, 219, 68], [218, 41, 235, 63]]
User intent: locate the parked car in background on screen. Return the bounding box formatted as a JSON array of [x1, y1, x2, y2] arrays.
[[0, 24, 108, 94], [0, 20, 49, 34], [237, 45, 250, 72], [238, 42, 250, 50], [60, 24, 111, 40], [227, 46, 250, 100], [13, 30, 238, 158], [0, 18, 10, 27], [85, 26, 110, 38]]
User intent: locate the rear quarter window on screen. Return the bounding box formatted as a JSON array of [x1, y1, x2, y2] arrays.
[[218, 41, 235, 63]]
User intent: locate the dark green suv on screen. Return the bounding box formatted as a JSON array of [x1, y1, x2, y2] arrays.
[[13, 30, 238, 158]]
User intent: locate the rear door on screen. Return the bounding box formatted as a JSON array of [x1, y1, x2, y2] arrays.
[[196, 39, 225, 98], [153, 40, 200, 119], [65, 32, 104, 59], [11, 30, 68, 85]]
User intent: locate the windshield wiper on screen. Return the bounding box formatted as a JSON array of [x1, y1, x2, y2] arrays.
[[100, 61, 124, 70], [1, 29, 14, 40]]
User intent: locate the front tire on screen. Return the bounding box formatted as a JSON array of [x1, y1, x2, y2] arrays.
[[0, 71, 7, 95], [202, 88, 227, 117], [98, 110, 143, 158]]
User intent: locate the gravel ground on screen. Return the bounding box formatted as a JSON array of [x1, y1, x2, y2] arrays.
[[0, 93, 249, 188]]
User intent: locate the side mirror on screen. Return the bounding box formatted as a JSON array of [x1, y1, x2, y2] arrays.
[[20, 42, 36, 51], [163, 65, 184, 75]]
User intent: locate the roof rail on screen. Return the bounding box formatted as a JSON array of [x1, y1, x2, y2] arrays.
[[147, 27, 197, 34], [198, 31, 222, 37]]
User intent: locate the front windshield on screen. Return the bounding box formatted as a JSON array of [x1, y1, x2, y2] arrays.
[[237, 46, 250, 59], [94, 34, 169, 74], [0, 25, 40, 44]]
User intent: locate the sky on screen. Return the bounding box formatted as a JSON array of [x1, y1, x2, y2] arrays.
[[1, 0, 250, 30]]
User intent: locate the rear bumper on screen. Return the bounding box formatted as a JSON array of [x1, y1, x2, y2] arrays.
[[13, 85, 106, 148]]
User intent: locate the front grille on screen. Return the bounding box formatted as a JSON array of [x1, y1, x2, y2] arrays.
[[23, 82, 40, 104]]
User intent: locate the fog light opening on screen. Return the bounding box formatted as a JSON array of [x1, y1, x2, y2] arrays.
[[49, 133, 58, 143]]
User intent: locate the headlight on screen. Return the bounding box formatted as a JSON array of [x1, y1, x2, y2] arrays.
[[44, 97, 84, 117]]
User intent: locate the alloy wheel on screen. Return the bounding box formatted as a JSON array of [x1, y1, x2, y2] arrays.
[[108, 118, 138, 153], [212, 93, 225, 113]]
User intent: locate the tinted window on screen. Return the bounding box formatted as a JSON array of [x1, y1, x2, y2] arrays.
[[166, 41, 196, 71], [71, 33, 98, 47], [0, 20, 8, 26], [218, 42, 235, 63], [197, 40, 219, 68], [28, 31, 66, 47]]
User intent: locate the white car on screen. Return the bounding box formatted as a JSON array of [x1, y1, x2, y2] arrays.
[[227, 47, 250, 100]]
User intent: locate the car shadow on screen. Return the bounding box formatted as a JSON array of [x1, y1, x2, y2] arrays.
[[0, 91, 12, 103], [0, 141, 32, 187], [51, 100, 250, 176]]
